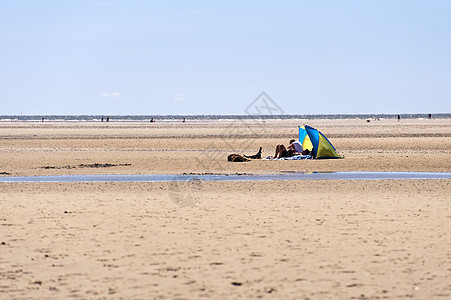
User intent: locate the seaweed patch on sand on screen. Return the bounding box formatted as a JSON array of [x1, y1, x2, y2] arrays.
[[41, 163, 131, 169]]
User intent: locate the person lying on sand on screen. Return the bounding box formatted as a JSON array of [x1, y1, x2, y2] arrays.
[[244, 147, 262, 159], [273, 144, 295, 159], [228, 147, 262, 162], [272, 139, 303, 159]]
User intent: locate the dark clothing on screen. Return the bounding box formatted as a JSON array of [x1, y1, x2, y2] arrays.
[[281, 149, 295, 158]]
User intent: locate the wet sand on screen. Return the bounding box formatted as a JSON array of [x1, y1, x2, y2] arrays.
[[0, 118, 450, 177], [1, 118, 450, 299]]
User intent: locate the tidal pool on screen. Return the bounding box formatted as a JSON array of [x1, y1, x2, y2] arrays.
[[0, 172, 450, 183]]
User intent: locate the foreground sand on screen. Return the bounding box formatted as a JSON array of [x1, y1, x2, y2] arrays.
[[1, 118, 450, 299], [1, 180, 450, 299]]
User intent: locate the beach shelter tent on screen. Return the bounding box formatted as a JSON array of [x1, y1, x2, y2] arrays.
[[299, 125, 341, 159]]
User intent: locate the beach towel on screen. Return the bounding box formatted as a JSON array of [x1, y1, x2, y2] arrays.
[[263, 155, 312, 160]]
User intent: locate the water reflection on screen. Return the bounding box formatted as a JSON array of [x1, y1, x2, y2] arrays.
[[0, 171, 450, 183]]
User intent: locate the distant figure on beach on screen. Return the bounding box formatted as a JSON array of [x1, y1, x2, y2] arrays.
[[106, 117, 109, 122], [101, 116, 104, 122], [428, 113, 432, 119], [41, 117, 44, 122], [397, 114, 400, 121], [182, 117, 185, 123]]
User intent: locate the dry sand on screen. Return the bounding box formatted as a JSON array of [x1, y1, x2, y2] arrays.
[[1, 118, 450, 299]]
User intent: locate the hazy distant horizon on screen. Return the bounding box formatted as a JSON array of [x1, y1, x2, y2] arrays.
[[1, 113, 450, 122]]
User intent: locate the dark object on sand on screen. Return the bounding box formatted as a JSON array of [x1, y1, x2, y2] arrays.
[[78, 163, 131, 168], [244, 147, 262, 159], [227, 154, 250, 162], [41, 163, 131, 169]]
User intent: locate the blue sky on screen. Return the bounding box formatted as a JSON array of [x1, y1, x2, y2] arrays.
[[1, 0, 450, 115]]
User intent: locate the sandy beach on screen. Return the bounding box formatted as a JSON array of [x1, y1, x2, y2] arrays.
[[1, 118, 450, 299]]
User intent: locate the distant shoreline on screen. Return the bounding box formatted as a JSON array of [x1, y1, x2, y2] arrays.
[[1, 113, 450, 122]]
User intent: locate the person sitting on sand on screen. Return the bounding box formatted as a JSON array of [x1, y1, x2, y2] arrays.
[[273, 139, 305, 159], [288, 139, 303, 153]]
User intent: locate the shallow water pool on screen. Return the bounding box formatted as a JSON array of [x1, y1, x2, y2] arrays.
[[0, 171, 450, 183]]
